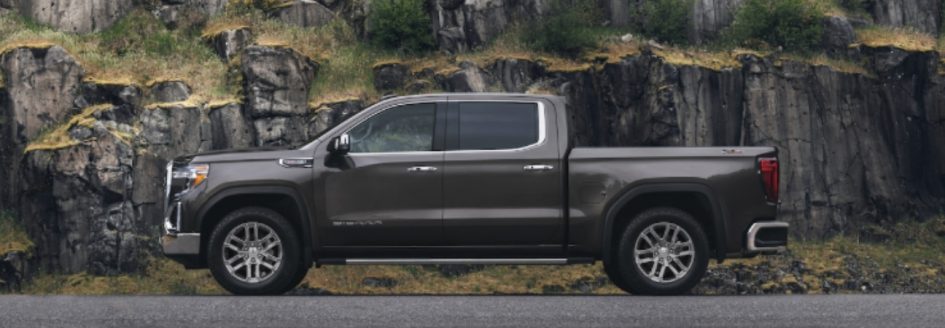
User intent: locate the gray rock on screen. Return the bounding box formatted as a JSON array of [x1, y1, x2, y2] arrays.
[[362, 277, 398, 288], [209, 102, 254, 150], [133, 103, 210, 208], [441, 62, 494, 93], [19, 116, 141, 274], [16, 0, 134, 33], [149, 80, 192, 103], [75, 82, 141, 114], [373, 62, 410, 92], [0, 251, 28, 292], [432, 0, 547, 53], [489, 58, 544, 92], [598, 0, 632, 27], [206, 27, 253, 62], [270, 0, 336, 28], [253, 116, 309, 147], [870, 0, 941, 35], [822, 16, 855, 54], [241, 45, 318, 118], [0, 46, 84, 144], [689, 0, 744, 44], [309, 98, 364, 136]]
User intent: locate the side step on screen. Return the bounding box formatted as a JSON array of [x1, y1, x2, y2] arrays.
[[318, 258, 594, 266]]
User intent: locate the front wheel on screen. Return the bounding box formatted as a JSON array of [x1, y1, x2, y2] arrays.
[[610, 207, 709, 295], [207, 207, 306, 295]]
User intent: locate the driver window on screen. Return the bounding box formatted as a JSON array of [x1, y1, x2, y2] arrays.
[[348, 103, 436, 153]]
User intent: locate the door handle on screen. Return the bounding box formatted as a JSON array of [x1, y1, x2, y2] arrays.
[[407, 166, 438, 173], [523, 164, 554, 172]]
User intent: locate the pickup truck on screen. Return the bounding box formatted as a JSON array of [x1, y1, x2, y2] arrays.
[[161, 93, 788, 295]]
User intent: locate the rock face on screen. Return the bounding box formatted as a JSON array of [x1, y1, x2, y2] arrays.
[[689, 0, 743, 44], [0, 46, 84, 144], [205, 27, 253, 62], [870, 0, 941, 35], [209, 102, 254, 150], [241, 46, 319, 147], [310, 98, 365, 136], [431, 0, 547, 53], [373, 62, 410, 92], [0, 46, 84, 210], [16, 0, 134, 33], [821, 16, 856, 54], [271, 0, 336, 28], [597, 0, 633, 27], [149, 81, 192, 103], [19, 104, 142, 274]]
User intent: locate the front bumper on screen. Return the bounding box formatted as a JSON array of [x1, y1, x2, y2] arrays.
[[746, 221, 789, 253], [162, 233, 201, 255]]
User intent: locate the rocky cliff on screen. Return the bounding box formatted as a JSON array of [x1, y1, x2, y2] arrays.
[[0, 0, 944, 282]]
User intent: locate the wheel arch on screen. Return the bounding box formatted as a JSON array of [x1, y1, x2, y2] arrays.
[[600, 181, 727, 266], [196, 186, 314, 268]]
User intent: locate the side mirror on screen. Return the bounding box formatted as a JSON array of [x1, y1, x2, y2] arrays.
[[327, 134, 350, 155]]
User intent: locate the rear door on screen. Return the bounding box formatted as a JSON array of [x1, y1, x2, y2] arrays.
[[442, 99, 564, 249]]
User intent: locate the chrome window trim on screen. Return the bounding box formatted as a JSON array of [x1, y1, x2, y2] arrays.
[[446, 100, 546, 154], [343, 101, 441, 155]]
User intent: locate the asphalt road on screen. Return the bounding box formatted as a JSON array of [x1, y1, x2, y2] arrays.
[[1, 294, 944, 328]]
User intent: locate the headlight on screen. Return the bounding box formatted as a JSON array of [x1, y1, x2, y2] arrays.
[[172, 163, 210, 190]]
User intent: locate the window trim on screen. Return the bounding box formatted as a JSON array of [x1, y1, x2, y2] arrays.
[[446, 100, 546, 153], [343, 101, 443, 156]]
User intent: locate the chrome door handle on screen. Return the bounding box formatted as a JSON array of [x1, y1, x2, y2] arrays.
[[523, 164, 554, 172], [407, 166, 438, 173]]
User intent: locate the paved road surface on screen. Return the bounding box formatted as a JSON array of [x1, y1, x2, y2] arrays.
[[1, 294, 943, 327]]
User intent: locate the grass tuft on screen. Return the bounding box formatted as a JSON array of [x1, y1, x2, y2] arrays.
[[0, 212, 32, 256], [856, 26, 937, 52]]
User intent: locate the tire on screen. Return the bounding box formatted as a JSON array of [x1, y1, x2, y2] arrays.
[[609, 207, 709, 295], [208, 207, 306, 295]]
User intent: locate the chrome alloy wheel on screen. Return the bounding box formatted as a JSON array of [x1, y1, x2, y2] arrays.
[[633, 222, 695, 283], [222, 222, 283, 284]]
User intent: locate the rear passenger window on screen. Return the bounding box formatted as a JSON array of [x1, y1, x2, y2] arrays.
[[458, 102, 539, 150]]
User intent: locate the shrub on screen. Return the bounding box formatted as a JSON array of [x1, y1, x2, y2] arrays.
[[725, 0, 824, 52], [523, 0, 600, 56], [368, 0, 435, 54], [642, 0, 694, 45], [837, 0, 868, 13]]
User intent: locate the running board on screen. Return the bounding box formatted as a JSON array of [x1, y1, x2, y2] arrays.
[[318, 258, 594, 265]]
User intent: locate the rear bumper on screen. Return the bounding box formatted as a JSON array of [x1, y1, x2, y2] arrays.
[[746, 221, 789, 253]]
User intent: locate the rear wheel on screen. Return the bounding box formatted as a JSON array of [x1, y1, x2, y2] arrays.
[[609, 207, 709, 295], [208, 207, 306, 295]]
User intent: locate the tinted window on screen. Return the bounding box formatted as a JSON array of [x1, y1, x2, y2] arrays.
[[458, 102, 539, 150], [348, 103, 435, 153]]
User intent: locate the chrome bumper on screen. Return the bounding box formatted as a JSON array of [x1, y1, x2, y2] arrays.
[[162, 233, 201, 255], [746, 221, 789, 253]]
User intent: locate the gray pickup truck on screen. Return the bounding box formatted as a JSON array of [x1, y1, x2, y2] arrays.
[[162, 93, 788, 295]]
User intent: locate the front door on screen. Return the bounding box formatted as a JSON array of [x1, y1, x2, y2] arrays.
[[322, 102, 445, 246], [442, 100, 564, 249]]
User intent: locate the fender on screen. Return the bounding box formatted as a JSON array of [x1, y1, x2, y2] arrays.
[[600, 181, 728, 264], [196, 185, 314, 266]]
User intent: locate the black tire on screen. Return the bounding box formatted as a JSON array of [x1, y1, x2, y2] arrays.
[[208, 207, 306, 295], [609, 207, 709, 295]]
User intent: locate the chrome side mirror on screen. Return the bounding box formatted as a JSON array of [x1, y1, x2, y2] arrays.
[[327, 133, 350, 155]]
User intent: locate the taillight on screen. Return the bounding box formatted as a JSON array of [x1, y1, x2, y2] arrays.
[[758, 157, 779, 203]]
